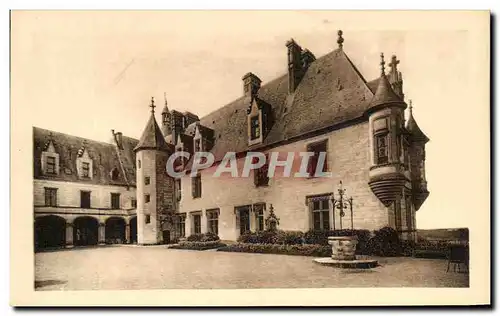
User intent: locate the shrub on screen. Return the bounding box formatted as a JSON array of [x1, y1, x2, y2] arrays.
[[275, 230, 304, 245], [186, 232, 220, 242], [201, 232, 220, 242], [237, 230, 278, 244], [172, 240, 226, 250], [218, 243, 331, 257], [366, 227, 401, 257]]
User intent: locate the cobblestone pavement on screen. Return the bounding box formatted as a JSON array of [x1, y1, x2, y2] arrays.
[[35, 245, 469, 290]]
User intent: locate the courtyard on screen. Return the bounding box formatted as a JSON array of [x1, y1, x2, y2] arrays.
[[35, 245, 469, 290]]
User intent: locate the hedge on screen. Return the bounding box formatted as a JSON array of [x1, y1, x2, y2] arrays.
[[217, 243, 331, 257], [170, 240, 226, 251], [186, 232, 220, 242]]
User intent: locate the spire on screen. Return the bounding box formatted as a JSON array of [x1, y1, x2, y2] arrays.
[[380, 53, 386, 76], [134, 98, 172, 152], [406, 100, 429, 143], [337, 30, 344, 49], [150, 96, 156, 114], [161, 92, 169, 114], [366, 52, 405, 113]]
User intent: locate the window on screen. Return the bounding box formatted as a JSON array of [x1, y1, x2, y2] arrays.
[[82, 162, 90, 178], [175, 179, 181, 201], [145, 214, 151, 224], [177, 214, 186, 237], [111, 193, 120, 209], [236, 206, 251, 235], [80, 191, 91, 208], [376, 134, 389, 164], [254, 204, 265, 231], [145, 176, 150, 185], [405, 195, 413, 232], [311, 198, 330, 230], [111, 168, 119, 180], [192, 213, 202, 234], [250, 116, 260, 140], [192, 175, 202, 198], [145, 194, 150, 203], [131, 199, 137, 208], [44, 188, 57, 207], [194, 139, 201, 152], [307, 140, 328, 177], [254, 155, 269, 187], [137, 160, 141, 169], [46, 156, 56, 174], [207, 209, 219, 235]]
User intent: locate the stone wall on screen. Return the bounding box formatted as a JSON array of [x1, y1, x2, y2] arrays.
[[179, 121, 390, 241]]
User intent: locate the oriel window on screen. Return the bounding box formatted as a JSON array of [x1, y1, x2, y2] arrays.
[[376, 134, 389, 164]]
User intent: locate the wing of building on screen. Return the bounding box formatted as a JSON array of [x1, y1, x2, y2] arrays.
[[33, 127, 139, 249]]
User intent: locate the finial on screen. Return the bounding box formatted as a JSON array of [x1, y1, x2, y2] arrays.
[[380, 53, 385, 75], [389, 55, 400, 73], [164, 92, 167, 106], [150, 96, 156, 113], [337, 30, 344, 49], [409, 99, 413, 113]]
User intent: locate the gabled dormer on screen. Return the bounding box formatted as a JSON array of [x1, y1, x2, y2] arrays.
[[192, 123, 214, 153], [76, 143, 93, 179], [41, 137, 60, 176], [247, 96, 272, 147]]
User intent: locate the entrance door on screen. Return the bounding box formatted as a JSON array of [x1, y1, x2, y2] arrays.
[[239, 207, 251, 235], [162, 230, 171, 244]]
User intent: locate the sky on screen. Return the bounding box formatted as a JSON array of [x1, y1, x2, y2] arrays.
[[12, 11, 490, 229]]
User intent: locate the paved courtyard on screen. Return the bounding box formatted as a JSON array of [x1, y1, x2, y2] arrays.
[[35, 245, 469, 290]]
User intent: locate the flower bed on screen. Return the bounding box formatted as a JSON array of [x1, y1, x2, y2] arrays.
[[217, 242, 331, 257], [170, 240, 226, 251]]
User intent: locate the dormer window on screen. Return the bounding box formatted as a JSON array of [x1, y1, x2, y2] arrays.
[[76, 146, 93, 179], [111, 168, 119, 181], [41, 140, 60, 176], [250, 116, 260, 140], [82, 162, 90, 178], [46, 156, 56, 174], [194, 139, 201, 152]]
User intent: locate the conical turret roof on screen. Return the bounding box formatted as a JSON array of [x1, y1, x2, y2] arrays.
[[366, 53, 406, 113], [406, 105, 429, 143], [134, 112, 172, 152]]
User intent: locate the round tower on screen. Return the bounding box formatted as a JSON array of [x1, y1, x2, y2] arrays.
[[134, 97, 175, 245], [366, 53, 408, 207]]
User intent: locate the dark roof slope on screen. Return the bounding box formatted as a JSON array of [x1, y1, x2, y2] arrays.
[[366, 73, 405, 112], [406, 109, 430, 143], [33, 127, 137, 186], [134, 113, 173, 152], [185, 48, 376, 164]]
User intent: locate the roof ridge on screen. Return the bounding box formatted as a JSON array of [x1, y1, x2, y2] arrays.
[[33, 126, 116, 147]]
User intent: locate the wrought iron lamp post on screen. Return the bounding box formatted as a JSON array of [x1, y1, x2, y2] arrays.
[[331, 180, 354, 231]]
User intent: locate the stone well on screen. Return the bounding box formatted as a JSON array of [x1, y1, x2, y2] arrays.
[[328, 236, 358, 261]]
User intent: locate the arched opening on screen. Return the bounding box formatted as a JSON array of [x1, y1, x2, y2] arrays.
[[129, 216, 137, 244], [73, 216, 99, 246], [105, 217, 126, 244], [34, 215, 66, 250]]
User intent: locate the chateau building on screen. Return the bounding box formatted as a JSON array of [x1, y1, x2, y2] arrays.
[[33, 128, 139, 249], [33, 31, 430, 248]]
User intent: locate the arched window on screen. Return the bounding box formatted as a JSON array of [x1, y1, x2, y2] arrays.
[[111, 168, 119, 181]]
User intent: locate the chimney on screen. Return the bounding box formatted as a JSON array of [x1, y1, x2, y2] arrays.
[[113, 131, 123, 150], [242, 72, 262, 97], [286, 39, 304, 93]]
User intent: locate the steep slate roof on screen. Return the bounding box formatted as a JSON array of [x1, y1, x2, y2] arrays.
[[187, 48, 379, 164], [406, 108, 430, 143], [134, 113, 174, 152], [366, 72, 405, 113], [33, 127, 138, 186]]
